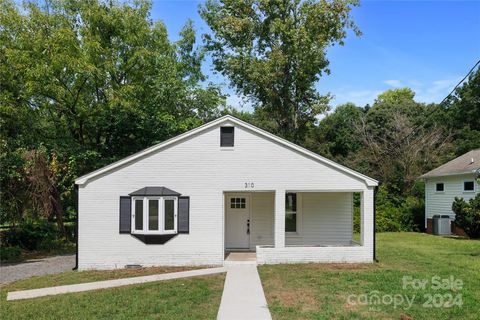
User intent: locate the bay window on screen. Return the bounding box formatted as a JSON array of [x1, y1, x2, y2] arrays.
[[132, 196, 178, 234]]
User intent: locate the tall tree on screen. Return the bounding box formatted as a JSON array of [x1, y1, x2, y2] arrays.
[[442, 68, 480, 155], [0, 0, 225, 224], [307, 102, 363, 159], [200, 0, 360, 143], [355, 88, 450, 198]]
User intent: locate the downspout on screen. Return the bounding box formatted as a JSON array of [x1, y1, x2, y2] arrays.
[[73, 184, 79, 270], [373, 186, 378, 262]]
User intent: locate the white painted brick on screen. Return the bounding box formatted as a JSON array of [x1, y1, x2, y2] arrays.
[[78, 123, 374, 269]]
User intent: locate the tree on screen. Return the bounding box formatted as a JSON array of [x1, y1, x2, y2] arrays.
[[452, 194, 480, 239], [355, 88, 450, 198], [442, 68, 480, 155], [307, 103, 363, 159], [200, 0, 360, 143], [0, 0, 225, 226]]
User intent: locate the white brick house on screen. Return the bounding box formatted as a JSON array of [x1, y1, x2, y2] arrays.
[[74, 115, 378, 270]]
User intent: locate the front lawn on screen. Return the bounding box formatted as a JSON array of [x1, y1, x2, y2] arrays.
[[1, 267, 225, 320], [259, 233, 480, 319]]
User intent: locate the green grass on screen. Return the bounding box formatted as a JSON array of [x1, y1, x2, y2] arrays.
[[1, 267, 225, 319], [259, 232, 480, 320]]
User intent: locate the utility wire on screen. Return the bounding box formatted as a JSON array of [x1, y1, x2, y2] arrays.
[[391, 58, 480, 150], [438, 59, 480, 106]]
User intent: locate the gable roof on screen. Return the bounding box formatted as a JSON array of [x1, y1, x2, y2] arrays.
[[420, 149, 480, 179], [75, 115, 378, 186]]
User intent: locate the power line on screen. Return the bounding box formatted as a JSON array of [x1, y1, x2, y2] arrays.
[[389, 58, 479, 154], [438, 59, 480, 106]]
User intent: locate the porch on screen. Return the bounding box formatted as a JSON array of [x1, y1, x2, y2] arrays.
[[224, 188, 374, 264]]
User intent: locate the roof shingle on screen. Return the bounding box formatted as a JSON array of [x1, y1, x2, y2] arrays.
[[420, 149, 480, 178], [129, 187, 181, 196]]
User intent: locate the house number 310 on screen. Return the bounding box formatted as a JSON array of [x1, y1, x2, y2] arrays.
[[245, 182, 255, 189]]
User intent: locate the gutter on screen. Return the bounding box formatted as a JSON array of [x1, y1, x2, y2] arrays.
[[73, 184, 79, 270]]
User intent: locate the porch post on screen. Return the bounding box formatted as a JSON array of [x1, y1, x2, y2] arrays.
[[274, 190, 285, 248], [361, 187, 374, 256]]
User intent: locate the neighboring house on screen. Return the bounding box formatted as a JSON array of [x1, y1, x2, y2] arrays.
[[420, 149, 480, 234], [74, 115, 378, 270]]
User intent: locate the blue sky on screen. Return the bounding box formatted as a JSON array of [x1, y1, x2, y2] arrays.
[[150, 0, 480, 111]]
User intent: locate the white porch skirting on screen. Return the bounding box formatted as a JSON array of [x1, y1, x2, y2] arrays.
[[255, 245, 373, 264]]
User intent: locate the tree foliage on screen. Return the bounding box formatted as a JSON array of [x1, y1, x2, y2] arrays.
[[0, 0, 225, 226], [442, 68, 480, 155], [200, 0, 360, 143], [1, 0, 479, 239], [452, 194, 480, 239]]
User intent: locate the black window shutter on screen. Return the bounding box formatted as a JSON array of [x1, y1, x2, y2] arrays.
[[220, 127, 234, 147], [178, 196, 190, 234], [119, 196, 131, 234]]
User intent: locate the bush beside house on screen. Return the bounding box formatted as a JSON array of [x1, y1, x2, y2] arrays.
[[0, 220, 75, 262], [452, 194, 480, 239]]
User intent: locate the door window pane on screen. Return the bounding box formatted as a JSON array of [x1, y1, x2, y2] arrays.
[[148, 199, 159, 230], [164, 199, 175, 230], [135, 199, 143, 230], [230, 197, 246, 209]]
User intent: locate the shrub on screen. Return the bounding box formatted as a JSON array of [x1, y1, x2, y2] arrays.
[[376, 204, 403, 232], [452, 194, 480, 239], [64, 222, 76, 242], [3, 220, 57, 250], [38, 238, 72, 252], [399, 196, 425, 232], [0, 246, 21, 262]]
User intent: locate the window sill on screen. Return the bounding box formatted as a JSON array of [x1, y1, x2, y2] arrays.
[[132, 231, 177, 235], [286, 232, 302, 238], [220, 147, 235, 151]]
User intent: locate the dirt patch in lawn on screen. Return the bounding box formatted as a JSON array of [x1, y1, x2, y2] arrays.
[[302, 263, 378, 271], [271, 287, 318, 312]]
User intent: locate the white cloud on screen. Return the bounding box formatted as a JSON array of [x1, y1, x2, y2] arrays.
[[384, 79, 404, 88], [415, 77, 462, 103], [330, 89, 383, 108], [329, 75, 461, 108]]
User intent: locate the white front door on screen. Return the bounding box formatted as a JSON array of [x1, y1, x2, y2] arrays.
[[225, 194, 250, 249]]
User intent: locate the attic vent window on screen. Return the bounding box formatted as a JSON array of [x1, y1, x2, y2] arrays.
[[220, 126, 234, 147]]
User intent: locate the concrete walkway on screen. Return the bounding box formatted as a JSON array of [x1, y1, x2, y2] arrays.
[[7, 267, 226, 301], [217, 265, 272, 320]]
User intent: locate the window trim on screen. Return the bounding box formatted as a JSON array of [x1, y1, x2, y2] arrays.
[[435, 182, 445, 193], [131, 196, 178, 235], [285, 193, 303, 237], [220, 126, 235, 147], [463, 180, 475, 193], [163, 196, 178, 232]]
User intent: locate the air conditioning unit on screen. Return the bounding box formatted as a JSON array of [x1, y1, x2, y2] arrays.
[[432, 215, 451, 235]]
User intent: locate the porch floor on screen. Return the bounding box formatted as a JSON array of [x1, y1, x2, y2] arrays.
[[224, 252, 257, 266], [225, 252, 256, 261]]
